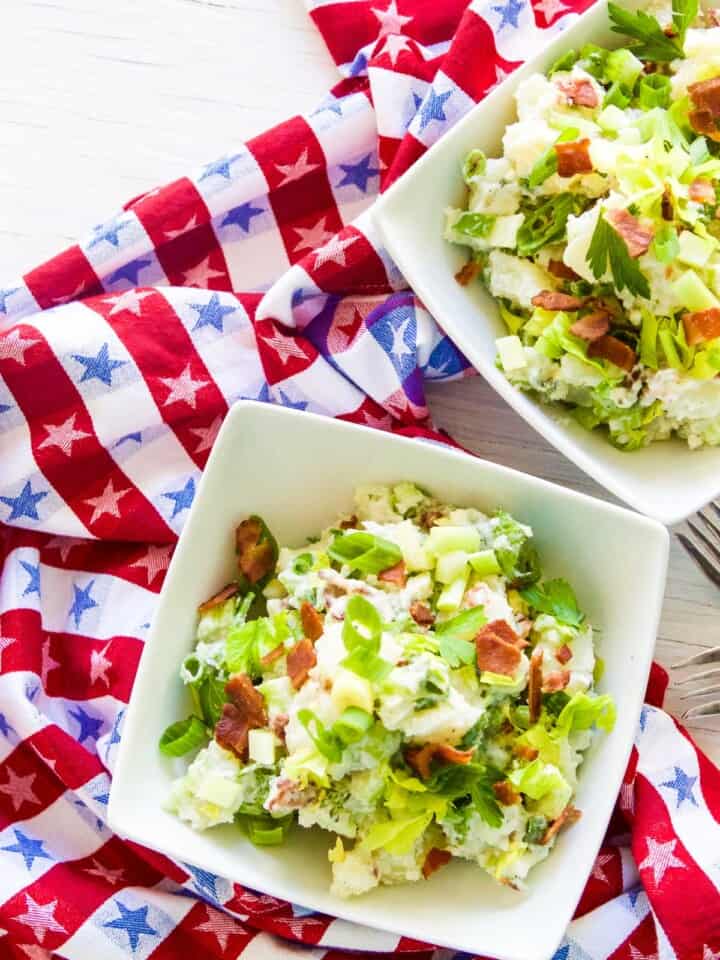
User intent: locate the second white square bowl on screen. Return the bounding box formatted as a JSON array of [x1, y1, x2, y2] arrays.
[[109, 401, 668, 960], [372, 0, 720, 525]]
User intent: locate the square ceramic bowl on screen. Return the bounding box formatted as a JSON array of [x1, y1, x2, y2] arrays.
[[109, 401, 669, 960], [372, 0, 720, 526]]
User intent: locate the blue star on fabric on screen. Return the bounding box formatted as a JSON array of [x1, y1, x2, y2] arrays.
[[336, 153, 381, 193], [189, 293, 236, 332], [221, 202, 264, 233], [108, 257, 152, 286], [0, 287, 19, 314], [184, 864, 221, 900], [199, 154, 243, 181], [253, 382, 272, 403], [425, 337, 467, 379], [312, 99, 343, 117], [88, 217, 131, 249], [69, 705, 104, 744], [109, 710, 125, 748], [553, 947, 570, 960], [162, 477, 195, 519], [114, 431, 142, 447], [492, 0, 525, 30], [661, 766, 699, 808], [0, 402, 11, 414], [277, 390, 308, 411], [639, 705, 650, 732], [412, 92, 423, 113], [103, 902, 158, 952], [26, 681, 39, 703], [72, 343, 127, 387], [1, 481, 48, 522], [19, 559, 41, 597], [0, 713, 14, 737], [418, 88, 452, 131], [1, 828, 53, 870], [349, 51, 367, 77], [69, 580, 98, 628]]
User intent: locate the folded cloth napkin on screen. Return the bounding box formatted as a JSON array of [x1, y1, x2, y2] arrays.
[[0, 0, 719, 957]]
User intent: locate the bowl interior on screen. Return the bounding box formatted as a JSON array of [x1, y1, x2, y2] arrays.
[[372, 0, 720, 525], [109, 402, 668, 960]]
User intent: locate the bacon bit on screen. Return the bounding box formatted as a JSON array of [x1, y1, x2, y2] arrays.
[[475, 619, 523, 676], [541, 805, 582, 845], [339, 514, 358, 530], [410, 601, 435, 626], [493, 780, 521, 805], [542, 669, 571, 693], [271, 713, 289, 742], [225, 673, 267, 727], [260, 643, 285, 667], [569, 310, 610, 342], [378, 560, 407, 587], [708, 7, 720, 26], [422, 847, 452, 879], [689, 178, 716, 204], [214, 673, 267, 759], [683, 307, 720, 345], [300, 601, 324, 641], [531, 290, 585, 311], [556, 643, 573, 665], [528, 648, 544, 725], [555, 139, 593, 177], [689, 77, 720, 141], [557, 77, 599, 109], [515, 616, 533, 641], [606, 209, 654, 258], [661, 185, 674, 222], [405, 743, 475, 781], [547, 259, 579, 281], [587, 334, 636, 372], [418, 507, 445, 530], [514, 742, 539, 762], [197, 582, 239, 614], [455, 260, 482, 286], [215, 703, 251, 759], [236, 518, 275, 585], [287, 638, 317, 690]]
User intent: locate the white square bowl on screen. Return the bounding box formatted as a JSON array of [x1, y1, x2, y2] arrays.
[[109, 401, 669, 960], [372, 0, 720, 526]]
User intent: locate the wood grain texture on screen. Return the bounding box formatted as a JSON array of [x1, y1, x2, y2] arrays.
[[2, 0, 718, 762]]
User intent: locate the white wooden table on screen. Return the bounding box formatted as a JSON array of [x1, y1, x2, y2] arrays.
[[3, 0, 719, 762]]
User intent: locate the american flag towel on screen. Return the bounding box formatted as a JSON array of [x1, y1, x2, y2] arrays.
[[0, 0, 719, 957]]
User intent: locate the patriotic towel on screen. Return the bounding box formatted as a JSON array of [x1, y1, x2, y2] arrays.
[[0, 0, 719, 958]]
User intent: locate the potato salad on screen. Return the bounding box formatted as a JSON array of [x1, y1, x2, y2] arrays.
[[446, 0, 720, 450], [161, 483, 614, 897]]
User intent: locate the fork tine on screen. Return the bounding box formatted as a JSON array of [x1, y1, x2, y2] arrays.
[[677, 533, 720, 589], [682, 699, 720, 719], [697, 509, 720, 544], [674, 666, 720, 687], [679, 683, 720, 700], [709, 501, 720, 524], [672, 645, 720, 669], [687, 519, 720, 565]]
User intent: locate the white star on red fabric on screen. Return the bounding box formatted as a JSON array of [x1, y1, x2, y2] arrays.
[[371, 0, 413, 37], [591, 852, 614, 884], [84, 857, 125, 884], [103, 289, 154, 317], [534, 0, 568, 19], [261, 330, 308, 365], [129, 544, 173, 585], [703, 947, 720, 960], [38, 414, 91, 457], [275, 147, 320, 186], [190, 415, 223, 454], [159, 364, 210, 409], [17, 946, 54, 960], [619, 781, 635, 815], [378, 33, 412, 64], [362, 409, 393, 429], [0, 329, 40, 365], [488, 65, 510, 93], [14, 896, 66, 942], [293, 216, 334, 254], [313, 233, 360, 269], [90, 644, 112, 687], [638, 837, 686, 887], [84, 480, 130, 524], [182, 256, 225, 289], [194, 905, 238, 950], [0, 636, 15, 670], [629, 946, 656, 960], [164, 214, 199, 241], [0, 768, 40, 811], [45, 537, 80, 563], [50, 281, 87, 306], [40, 638, 60, 685]]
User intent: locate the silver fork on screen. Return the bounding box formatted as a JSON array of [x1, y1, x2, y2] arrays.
[[674, 503, 720, 718]]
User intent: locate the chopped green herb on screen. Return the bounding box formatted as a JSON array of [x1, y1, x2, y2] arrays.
[[586, 212, 651, 299]]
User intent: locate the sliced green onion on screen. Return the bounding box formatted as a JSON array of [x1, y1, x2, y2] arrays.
[[292, 553, 313, 574], [659, 328, 683, 370], [453, 212, 496, 238], [333, 707, 373, 744], [547, 48, 579, 76], [341, 647, 393, 683], [462, 148, 487, 183], [159, 716, 208, 756], [329, 532, 402, 576], [639, 310, 658, 370], [516, 194, 578, 257], [603, 82, 632, 109], [578, 43, 608, 80], [343, 595, 382, 652], [638, 73, 671, 110], [236, 591, 255, 622], [652, 224, 679, 264], [242, 814, 292, 846], [689, 136, 710, 166], [298, 709, 343, 762], [527, 128, 579, 190]]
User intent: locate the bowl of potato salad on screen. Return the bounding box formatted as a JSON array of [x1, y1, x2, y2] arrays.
[[109, 402, 668, 960], [374, 0, 720, 524]]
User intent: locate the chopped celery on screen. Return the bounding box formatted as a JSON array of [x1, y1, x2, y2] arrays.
[[469, 550, 501, 577], [499, 303, 526, 335], [673, 270, 720, 311], [652, 224, 679, 264], [677, 230, 715, 268], [605, 48, 643, 88], [435, 551, 471, 585], [426, 525, 481, 555], [437, 575, 468, 613], [637, 73, 671, 110]]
